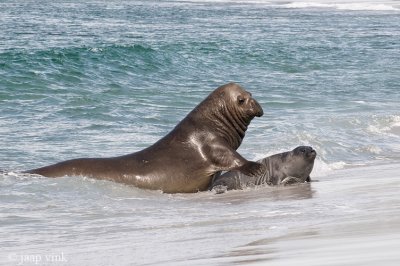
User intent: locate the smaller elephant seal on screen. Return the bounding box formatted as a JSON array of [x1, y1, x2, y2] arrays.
[[210, 146, 316, 193], [25, 83, 265, 193]]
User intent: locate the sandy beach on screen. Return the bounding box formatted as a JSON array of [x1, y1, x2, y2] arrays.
[[214, 163, 400, 266]]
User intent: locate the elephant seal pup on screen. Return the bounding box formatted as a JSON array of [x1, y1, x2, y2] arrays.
[[210, 146, 316, 193], [25, 83, 265, 193]]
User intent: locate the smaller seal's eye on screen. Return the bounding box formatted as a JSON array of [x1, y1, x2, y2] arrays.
[[237, 96, 245, 105], [300, 148, 306, 153]]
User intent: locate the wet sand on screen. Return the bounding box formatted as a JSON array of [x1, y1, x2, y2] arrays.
[[207, 163, 400, 266]]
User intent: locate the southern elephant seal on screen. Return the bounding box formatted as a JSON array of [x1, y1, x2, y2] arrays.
[[26, 83, 265, 193], [210, 146, 316, 193]]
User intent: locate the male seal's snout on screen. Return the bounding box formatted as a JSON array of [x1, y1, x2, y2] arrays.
[[250, 98, 263, 117]]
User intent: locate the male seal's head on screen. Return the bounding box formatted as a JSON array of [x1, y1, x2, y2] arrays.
[[216, 83, 264, 118], [207, 83, 263, 119], [192, 83, 264, 149]]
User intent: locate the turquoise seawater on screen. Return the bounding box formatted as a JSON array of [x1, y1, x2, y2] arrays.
[[1, 1, 400, 265], [1, 1, 399, 171]]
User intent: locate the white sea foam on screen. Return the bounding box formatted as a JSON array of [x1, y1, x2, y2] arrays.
[[364, 145, 383, 155], [174, 0, 400, 11], [367, 115, 400, 135], [389, 115, 400, 128], [283, 1, 399, 11], [312, 158, 347, 177], [88, 47, 103, 53]]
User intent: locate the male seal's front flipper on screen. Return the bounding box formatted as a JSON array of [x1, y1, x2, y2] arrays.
[[210, 143, 265, 177], [236, 161, 266, 177]]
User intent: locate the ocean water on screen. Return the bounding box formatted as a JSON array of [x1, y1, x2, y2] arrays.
[[1, 0, 400, 265]]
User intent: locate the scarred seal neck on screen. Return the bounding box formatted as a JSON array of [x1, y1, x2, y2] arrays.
[[210, 105, 251, 150]]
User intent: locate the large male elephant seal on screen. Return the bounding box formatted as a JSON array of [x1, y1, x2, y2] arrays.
[[25, 83, 265, 193], [210, 146, 316, 193]]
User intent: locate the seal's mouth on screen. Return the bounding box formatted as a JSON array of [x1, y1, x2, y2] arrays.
[[308, 149, 317, 159]]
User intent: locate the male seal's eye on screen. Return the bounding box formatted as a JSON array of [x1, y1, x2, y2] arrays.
[[237, 96, 245, 105]]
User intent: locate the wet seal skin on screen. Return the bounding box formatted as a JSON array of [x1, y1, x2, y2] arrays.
[[210, 146, 316, 194], [25, 83, 265, 193]]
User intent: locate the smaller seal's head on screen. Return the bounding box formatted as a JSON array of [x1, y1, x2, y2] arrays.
[[293, 146, 317, 161], [282, 146, 316, 182]]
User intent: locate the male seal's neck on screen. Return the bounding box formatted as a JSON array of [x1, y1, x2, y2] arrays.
[[210, 106, 251, 149]]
